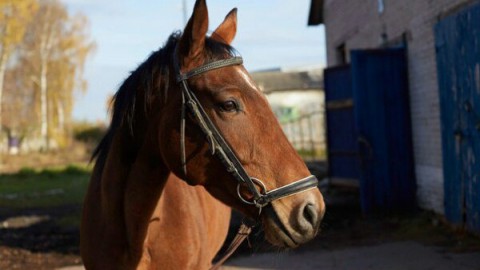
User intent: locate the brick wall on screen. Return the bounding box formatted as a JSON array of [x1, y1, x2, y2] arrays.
[[323, 0, 477, 214]]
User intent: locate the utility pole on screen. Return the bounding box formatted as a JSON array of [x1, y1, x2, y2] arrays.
[[182, 0, 188, 26]]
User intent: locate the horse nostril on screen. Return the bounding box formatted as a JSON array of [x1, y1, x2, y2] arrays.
[[302, 203, 317, 227]]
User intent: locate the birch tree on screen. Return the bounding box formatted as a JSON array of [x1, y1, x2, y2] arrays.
[[3, 63, 36, 148], [23, 0, 94, 150], [0, 0, 37, 144], [49, 13, 95, 146]]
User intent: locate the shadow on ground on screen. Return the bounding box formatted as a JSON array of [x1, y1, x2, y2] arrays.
[[0, 205, 81, 253], [221, 184, 480, 263]]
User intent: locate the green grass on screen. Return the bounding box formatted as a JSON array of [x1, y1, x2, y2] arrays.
[[0, 164, 91, 209], [296, 148, 327, 160]]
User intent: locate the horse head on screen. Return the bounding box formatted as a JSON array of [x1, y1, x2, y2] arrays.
[[158, 0, 325, 248]]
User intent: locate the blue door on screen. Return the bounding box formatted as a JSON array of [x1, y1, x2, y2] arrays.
[[324, 65, 360, 185], [351, 49, 416, 214], [435, 3, 480, 232], [324, 49, 416, 215]]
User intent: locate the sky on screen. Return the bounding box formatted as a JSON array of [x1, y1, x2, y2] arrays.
[[64, 0, 326, 122]]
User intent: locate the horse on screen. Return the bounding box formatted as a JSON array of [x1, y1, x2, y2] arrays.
[[80, 1, 326, 269]]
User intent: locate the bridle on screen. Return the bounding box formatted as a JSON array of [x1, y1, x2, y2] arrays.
[[173, 48, 319, 269], [173, 49, 319, 211]]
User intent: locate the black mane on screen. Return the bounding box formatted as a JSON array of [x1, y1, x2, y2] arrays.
[[92, 32, 236, 170]]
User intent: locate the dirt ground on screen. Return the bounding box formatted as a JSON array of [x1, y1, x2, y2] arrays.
[[226, 188, 480, 257], [0, 204, 82, 270]]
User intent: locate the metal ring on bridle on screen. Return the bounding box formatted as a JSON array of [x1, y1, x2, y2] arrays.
[[236, 178, 267, 206]]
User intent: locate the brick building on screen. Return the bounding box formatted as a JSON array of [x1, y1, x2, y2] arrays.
[[309, 0, 480, 231]]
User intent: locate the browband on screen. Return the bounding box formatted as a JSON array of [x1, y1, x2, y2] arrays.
[[176, 57, 243, 82]]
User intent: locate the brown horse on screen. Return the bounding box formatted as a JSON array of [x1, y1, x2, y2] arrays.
[[80, 1, 325, 269]]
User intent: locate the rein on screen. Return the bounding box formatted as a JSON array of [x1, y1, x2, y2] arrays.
[[173, 49, 319, 267]]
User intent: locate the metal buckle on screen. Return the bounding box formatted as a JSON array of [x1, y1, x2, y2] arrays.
[[236, 178, 267, 207]]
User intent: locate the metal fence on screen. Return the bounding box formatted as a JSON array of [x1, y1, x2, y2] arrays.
[[280, 110, 325, 161]]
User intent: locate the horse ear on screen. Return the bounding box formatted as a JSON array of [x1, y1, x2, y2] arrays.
[[178, 0, 209, 69], [211, 8, 237, 45]]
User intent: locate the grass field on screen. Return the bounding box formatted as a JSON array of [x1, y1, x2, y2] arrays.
[[0, 165, 91, 209], [0, 164, 91, 229]]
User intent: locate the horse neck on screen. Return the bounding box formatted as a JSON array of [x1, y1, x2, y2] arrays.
[[98, 125, 171, 256]]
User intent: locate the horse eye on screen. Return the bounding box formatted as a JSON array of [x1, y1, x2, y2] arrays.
[[219, 100, 239, 112]]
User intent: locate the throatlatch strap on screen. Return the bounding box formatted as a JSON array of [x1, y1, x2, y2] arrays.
[[210, 223, 252, 270]]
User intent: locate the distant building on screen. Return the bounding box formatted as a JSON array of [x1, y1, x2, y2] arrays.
[[252, 69, 325, 160], [310, 0, 480, 232]]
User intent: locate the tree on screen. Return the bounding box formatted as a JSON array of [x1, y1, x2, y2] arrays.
[[48, 13, 95, 147], [2, 63, 36, 152], [22, 0, 94, 150], [0, 0, 38, 148]]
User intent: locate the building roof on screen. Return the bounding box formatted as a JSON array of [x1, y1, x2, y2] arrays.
[[251, 69, 323, 94], [308, 0, 324, 25]]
